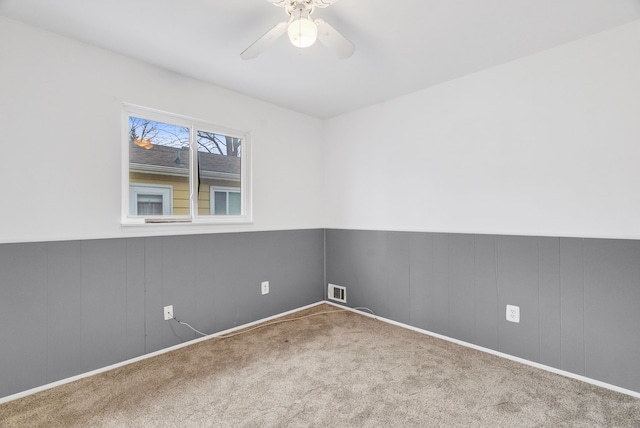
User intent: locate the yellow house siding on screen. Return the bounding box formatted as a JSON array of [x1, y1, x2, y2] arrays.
[[129, 172, 190, 215], [130, 173, 240, 216], [198, 185, 210, 216]]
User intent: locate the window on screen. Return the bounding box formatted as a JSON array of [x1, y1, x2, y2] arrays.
[[122, 105, 251, 224], [129, 184, 172, 216], [210, 186, 241, 215]]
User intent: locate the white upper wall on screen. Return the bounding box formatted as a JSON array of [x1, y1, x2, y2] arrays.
[[0, 18, 325, 243], [3, 17, 640, 243], [324, 20, 640, 239]]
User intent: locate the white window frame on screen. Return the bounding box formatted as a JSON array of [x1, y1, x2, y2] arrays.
[[129, 184, 173, 216], [121, 104, 252, 226], [210, 186, 242, 216]]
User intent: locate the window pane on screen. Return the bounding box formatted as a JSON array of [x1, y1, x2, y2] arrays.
[[214, 191, 227, 215], [137, 194, 163, 216], [229, 192, 241, 215], [129, 116, 190, 216], [196, 131, 241, 216]]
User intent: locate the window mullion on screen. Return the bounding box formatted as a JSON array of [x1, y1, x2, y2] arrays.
[[189, 126, 198, 219]]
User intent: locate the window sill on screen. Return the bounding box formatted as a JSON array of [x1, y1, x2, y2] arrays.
[[121, 216, 253, 228]]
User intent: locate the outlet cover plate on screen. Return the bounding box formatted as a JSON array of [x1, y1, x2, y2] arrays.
[[506, 304, 520, 323], [164, 305, 173, 321], [261, 281, 269, 295]]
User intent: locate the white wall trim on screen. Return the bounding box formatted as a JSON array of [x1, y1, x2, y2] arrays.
[[0, 301, 325, 405], [0, 226, 325, 245], [323, 301, 640, 399], [324, 226, 640, 242]]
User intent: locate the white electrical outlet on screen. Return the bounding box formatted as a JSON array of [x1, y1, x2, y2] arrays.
[[261, 281, 269, 295], [164, 305, 174, 321], [506, 304, 520, 323]]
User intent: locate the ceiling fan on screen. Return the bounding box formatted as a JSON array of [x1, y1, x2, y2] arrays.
[[241, 0, 355, 60]]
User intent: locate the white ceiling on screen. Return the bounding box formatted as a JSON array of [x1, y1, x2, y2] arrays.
[[2, 0, 639, 118]]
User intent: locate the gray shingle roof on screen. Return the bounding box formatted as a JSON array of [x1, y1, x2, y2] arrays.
[[129, 143, 240, 175]]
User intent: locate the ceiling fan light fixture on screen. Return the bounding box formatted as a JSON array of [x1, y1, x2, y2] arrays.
[[287, 6, 317, 48], [240, 0, 355, 60]]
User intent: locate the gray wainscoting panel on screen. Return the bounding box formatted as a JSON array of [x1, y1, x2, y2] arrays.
[[46, 241, 82, 383], [496, 236, 540, 362], [386, 232, 411, 325], [145, 235, 199, 352], [583, 239, 640, 392], [559, 238, 585, 376], [409, 233, 434, 331], [143, 236, 170, 351], [0, 229, 324, 399], [145, 230, 325, 355], [325, 229, 640, 394], [3, 228, 639, 398], [80, 240, 129, 373], [324, 229, 387, 314], [232, 231, 273, 326], [431, 233, 450, 336], [0, 243, 48, 396], [266, 230, 325, 315], [537, 237, 561, 369], [447, 234, 476, 344], [357, 231, 389, 317], [195, 232, 242, 333], [125, 239, 146, 360], [474, 235, 498, 350], [325, 230, 414, 323]]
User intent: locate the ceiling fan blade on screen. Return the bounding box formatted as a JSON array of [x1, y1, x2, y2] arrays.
[[240, 21, 288, 60], [265, 0, 290, 7], [315, 18, 355, 59], [312, 0, 341, 7]]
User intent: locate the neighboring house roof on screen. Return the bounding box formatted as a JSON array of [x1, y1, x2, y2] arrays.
[[198, 149, 241, 175], [129, 143, 241, 180]]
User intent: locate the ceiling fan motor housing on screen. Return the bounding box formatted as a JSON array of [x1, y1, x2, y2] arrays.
[[266, 0, 339, 9], [286, 2, 314, 17]]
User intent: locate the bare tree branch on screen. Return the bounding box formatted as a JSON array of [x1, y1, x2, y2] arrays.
[[130, 117, 241, 157]]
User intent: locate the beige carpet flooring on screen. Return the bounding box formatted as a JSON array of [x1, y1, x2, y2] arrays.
[[2, 303, 640, 427]]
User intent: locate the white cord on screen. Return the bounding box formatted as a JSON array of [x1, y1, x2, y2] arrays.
[[172, 318, 208, 337], [353, 307, 376, 316], [217, 309, 348, 339], [171, 306, 377, 340]]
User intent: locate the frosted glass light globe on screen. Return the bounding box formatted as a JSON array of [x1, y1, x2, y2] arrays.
[[288, 14, 317, 48]]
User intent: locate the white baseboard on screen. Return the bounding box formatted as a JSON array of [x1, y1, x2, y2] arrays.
[[4, 299, 638, 405], [0, 301, 325, 405], [324, 300, 640, 399]]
